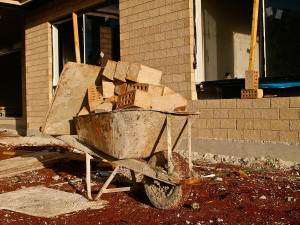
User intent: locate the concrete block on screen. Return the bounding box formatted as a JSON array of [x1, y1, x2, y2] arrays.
[[290, 97, 300, 108], [78, 107, 89, 116], [213, 129, 228, 139], [127, 83, 163, 97], [116, 90, 152, 109], [229, 109, 245, 119], [271, 120, 289, 131], [126, 63, 162, 85], [237, 119, 253, 130], [241, 89, 263, 99], [114, 81, 127, 95], [279, 131, 299, 143], [151, 94, 187, 111], [244, 130, 260, 141], [245, 70, 259, 90], [280, 109, 299, 119], [228, 129, 244, 140], [237, 99, 253, 109], [261, 130, 279, 142], [162, 86, 177, 96], [102, 60, 117, 80], [102, 78, 115, 99], [206, 119, 220, 129], [94, 102, 113, 113], [221, 119, 236, 129], [271, 97, 289, 108], [114, 61, 130, 82], [253, 119, 271, 130], [253, 98, 271, 108]]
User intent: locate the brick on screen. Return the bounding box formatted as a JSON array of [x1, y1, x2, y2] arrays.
[[114, 61, 130, 82], [290, 97, 300, 108], [198, 129, 213, 138], [244, 130, 260, 141], [229, 109, 244, 119], [271, 120, 290, 131], [126, 63, 162, 85], [280, 109, 299, 119], [237, 99, 253, 108], [253, 98, 270, 108], [228, 129, 244, 140], [213, 129, 228, 139], [151, 94, 187, 111], [102, 78, 116, 99], [104, 96, 118, 103], [253, 119, 271, 130], [241, 89, 263, 99], [88, 86, 103, 111], [206, 100, 221, 109], [271, 97, 289, 108], [213, 109, 229, 119], [220, 99, 236, 109], [127, 83, 163, 97], [102, 60, 117, 80], [261, 109, 279, 119], [114, 82, 127, 95], [261, 130, 279, 142], [199, 109, 214, 119], [206, 119, 221, 129], [237, 119, 253, 130], [290, 120, 300, 131], [244, 109, 261, 119], [221, 119, 236, 129], [116, 90, 151, 109], [245, 70, 259, 90], [279, 131, 299, 143]]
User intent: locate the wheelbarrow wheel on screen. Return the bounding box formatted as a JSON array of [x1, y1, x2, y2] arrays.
[[144, 151, 192, 210]]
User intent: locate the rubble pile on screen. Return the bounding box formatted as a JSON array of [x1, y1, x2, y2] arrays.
[[78, 60, 187, 115]]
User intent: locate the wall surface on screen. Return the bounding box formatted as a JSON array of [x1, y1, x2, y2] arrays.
[[24, 0, 106, 135], [119, 0, 197, 100]]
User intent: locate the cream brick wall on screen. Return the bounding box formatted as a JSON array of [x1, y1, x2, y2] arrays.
[[188, 97, 300, 144], [24, 0, 106, 133], [119, 0, 197, 100]]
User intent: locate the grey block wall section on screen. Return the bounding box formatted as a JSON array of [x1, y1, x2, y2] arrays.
[[178, 138, 300, 163]]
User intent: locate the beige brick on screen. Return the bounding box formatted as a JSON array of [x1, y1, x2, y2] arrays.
[[244, 109, 261, 119], [221, 119, 236, 129], [229, 109, 244, 119], [116, 90, 151, 109], [228, 129, 244, 140], [193, 119, 206, 129], [261, 109, 279, 119], [279, 131, 299, 143], [261, 130, 279, 142], [280, 109, 299, 119], [271, 120, 290, 131], [290, 97, 300, 108], [253, 98, 271, 108], [237, 99, 253, 108], [102, 60, 117, 80], [206, 100, 221, 109], [237, 119, 253, 130], [151, 94, 187, 111], [198, 129, 213, 138], [114, 61, 130, 82], [271, 97, 289, 108], [199, 109, 214, 119], [206, 119, 221, 129], [220, 99, 236, 109], [253, 119, 271, 130], [127, 83, 163, 97], [102, 78, 115, 98], [290, 120, 300, 131], [245, 70, 259, 89], [213, 129, 228, 139], [213, 109, 229, 119], [126, 63, 162, 85], [244, 130, 260, 141], [114, 82, 127, 95]]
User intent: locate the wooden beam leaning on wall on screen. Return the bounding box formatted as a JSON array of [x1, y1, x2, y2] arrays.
[[242, 0, 263, 99], [72, 12, 81, 63]]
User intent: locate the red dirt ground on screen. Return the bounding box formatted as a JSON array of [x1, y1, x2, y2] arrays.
[[0, 145, 299, 224]]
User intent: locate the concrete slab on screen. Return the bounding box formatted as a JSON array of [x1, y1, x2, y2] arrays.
[[0, 186, 108, 218]]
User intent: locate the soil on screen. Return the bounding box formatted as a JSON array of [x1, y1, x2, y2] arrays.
[[0, 144, 299, 224]]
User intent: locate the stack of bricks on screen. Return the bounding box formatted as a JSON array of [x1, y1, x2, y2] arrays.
[[241, 70, 263, 99], [78, 60, 188, 115], [188, 97, 300, 144]]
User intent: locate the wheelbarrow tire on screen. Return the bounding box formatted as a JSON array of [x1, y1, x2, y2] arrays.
[[144, 151, 191, 210]]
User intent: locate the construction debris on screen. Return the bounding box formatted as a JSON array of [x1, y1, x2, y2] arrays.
[[81, 60, 187, 114]]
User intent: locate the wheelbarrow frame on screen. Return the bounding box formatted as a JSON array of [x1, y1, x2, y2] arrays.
[[57, 111, 199, 201]]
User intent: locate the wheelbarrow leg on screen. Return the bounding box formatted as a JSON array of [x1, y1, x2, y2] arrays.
[[86, 152, 93, 200], [187, 116, 193, 171], [166, 115, 173, 174]]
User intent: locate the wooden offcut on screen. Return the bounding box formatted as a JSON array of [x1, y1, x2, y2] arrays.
[[116, 90, 152, 109], [126, 63, 162, 85], [102, 60, 117, 80], [72, 12, 81, 63], [114, 61, 130, 82], [241, 89, 263, 99], [126, 83, 163, 97], [245, 70, 259, 90], [249, 0, 260, 70], [151, 94, 187, 111]]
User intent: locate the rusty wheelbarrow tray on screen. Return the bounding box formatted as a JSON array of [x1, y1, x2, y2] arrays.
[[57, 109, 200, 210]]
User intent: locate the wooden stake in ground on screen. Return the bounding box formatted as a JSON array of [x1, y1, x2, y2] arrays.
[[72, 12, 81, 63]]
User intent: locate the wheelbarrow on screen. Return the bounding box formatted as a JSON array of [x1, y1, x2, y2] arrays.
[[57, 109, 200, 210]]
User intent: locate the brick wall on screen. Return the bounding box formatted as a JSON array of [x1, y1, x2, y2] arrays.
[[119, 0, 197, 100], [99, 26, 112, 67], [188, 97, 300, 143], [24, 0, 106, 134]]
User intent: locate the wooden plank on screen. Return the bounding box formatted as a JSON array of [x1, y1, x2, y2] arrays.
[[72, 12, 81, 63], [249, 0, 260, 70]]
